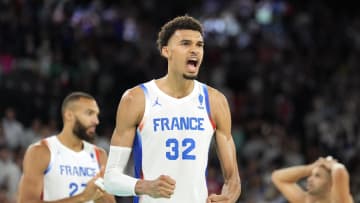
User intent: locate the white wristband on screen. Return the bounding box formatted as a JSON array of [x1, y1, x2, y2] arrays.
[[94, 177, 105, 191], [104, 146, 138, 196]]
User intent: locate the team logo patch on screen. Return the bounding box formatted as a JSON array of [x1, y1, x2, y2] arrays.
[[152, 97, 161, 107], [198, 94, 204, 109]]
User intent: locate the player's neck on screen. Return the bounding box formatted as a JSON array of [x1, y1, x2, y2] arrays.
[[307, 193, 331, 203], [157, 75, 195, 98], [57, 129, 84, 152]]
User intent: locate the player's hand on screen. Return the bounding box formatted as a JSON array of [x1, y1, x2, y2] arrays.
[[313, 157, 329, 167], [313, 156, 338, 171], [81, 177, 105, 201], [94, 166, 106, 190], [322, 156, 339, 170], [207, 193, 230, 203], [81, 167, 106, 201], [144, 175, 176, 198]]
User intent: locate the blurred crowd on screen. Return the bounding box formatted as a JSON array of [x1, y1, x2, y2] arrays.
[[1, 0, 360, 202]]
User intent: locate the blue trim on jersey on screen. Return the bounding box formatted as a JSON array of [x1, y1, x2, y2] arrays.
[[140, 83, 149, 99], [133, 131, 143, 178], [44, 162, 52, 174], [202, 83, 212, 185], [133, 131, 143, 203], [202, 84, 211, 117], [135, 83, 146, 203]]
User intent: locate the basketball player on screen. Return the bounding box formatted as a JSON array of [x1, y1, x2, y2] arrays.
[[18, 92, 115, 203], [271, 156, 354, 203], [103, 15, 241, 203]]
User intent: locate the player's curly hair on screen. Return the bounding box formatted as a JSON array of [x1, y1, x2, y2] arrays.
[[157, 15, 203, 55]]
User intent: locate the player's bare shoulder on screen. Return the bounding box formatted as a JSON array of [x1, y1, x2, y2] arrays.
[[121, 86, 145, 103], [117, 85, 146, 124], [23, 140, 51, 171], [27, 141, 50, 158], [121, 86, 145, 107], [207, 86, 227, 101], [206, 86, 230, 114]]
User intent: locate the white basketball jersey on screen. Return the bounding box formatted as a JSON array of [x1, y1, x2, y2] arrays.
[[41, 136, 101, 202], [133, 80, 216, 203]]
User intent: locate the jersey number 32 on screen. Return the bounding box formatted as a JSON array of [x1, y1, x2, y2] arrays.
[[166, 138, 196, 160]]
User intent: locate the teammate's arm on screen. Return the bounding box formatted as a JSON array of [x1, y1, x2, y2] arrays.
[[94, 148, 116, 203], [18, 143, 104, 203], [104, 87, 175, 198], [207, 88, 241, 203], [271, 164, 312, 203]]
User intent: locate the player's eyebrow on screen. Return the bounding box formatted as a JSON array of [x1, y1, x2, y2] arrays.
[[179, 39, 204, 45], [85, 108, 100, 115], [197, 41, 204, 46], [179, 39, 191, 43]]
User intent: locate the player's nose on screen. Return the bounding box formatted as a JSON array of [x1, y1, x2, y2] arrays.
[[93, 116, 100, 125], [189, 45, 201, 54]]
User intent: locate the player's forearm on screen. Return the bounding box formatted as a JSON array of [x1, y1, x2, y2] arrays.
[[330, 163, 347, 174], [221, 173, 241, 202], [331, 163, 350, 184], [103, 146, 138, 196], [272, 164, 313, 184], [103, 168, 138, 196]]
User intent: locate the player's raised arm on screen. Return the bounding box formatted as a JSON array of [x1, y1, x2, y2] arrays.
[[272, 156, 355, 203], [271, 164, 311, 203], [320, 157, 354, 203], [331, 163, 354, 203]]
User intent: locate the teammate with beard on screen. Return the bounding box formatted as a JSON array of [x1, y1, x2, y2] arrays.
[[103, 15, 241, 203], [272, 156, 354, 203], [18, 92, 115, 203]]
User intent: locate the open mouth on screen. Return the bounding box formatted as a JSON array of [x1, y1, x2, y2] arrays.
[[186, 58, 198, 72], [187, 59, 198, 67]]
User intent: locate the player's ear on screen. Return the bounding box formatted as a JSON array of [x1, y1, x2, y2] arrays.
[[161, 46, 169, 58], [63, 109, 74, 121]]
